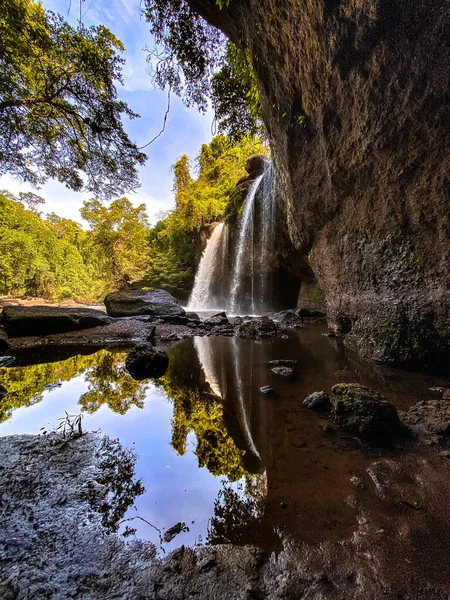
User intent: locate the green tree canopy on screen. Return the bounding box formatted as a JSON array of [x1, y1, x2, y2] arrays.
[[80, 197, 150, 288], [144, 0, 261, 140], [0, 0, 146, 198]]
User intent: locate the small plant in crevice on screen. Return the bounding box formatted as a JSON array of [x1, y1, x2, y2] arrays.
[[56, 411, 84, 441]]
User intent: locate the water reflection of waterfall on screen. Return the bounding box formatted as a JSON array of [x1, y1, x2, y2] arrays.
[[194, 336, 261, 471], [188, 163, 276, 315]]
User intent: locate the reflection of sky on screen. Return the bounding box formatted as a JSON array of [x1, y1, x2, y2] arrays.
[[0, 0, 214, 225], [0, 373, 223, 553]]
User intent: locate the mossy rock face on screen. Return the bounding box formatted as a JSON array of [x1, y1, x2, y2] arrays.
[[331, 383, 400, 443]]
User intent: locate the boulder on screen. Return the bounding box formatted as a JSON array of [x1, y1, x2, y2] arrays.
[[0, 384, 7, 398], [125, 344, 169, 380], [260, 385, 275, 395], [271, 310, 303, 328], [104, 289, 185, 318], [205, 312, 229, 326], [2, 306, 112, 338], [331, 383, 400, 443], [402, 400, 450, 440], [303, 391, 332, 413], [271, 366, 294, 377], [234, 316, 278, 339], [185, 311, 200, 321], [0, 325, 9, 351]]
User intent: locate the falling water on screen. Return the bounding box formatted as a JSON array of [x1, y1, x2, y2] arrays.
[[229, 174, 264, 314], [188, 223, 227, 310], [258, 163, 275, 311], [189, 161, 276, 315]]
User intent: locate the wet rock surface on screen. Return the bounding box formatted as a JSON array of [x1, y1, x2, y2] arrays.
[[235, 316, 279, 339], [303, 391, 332, 413], [402, 399, 450, 442], [331, 383, 401, 443], [125, 344, 169, 380], [104, 288, 185, 318], [0, 326, 9, 351], [205, 311, 229, 326], [271, 366, 295, 378], [1, 305, 112, 337]]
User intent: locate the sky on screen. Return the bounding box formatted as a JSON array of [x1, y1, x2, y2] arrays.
[[0, 0, 214, 225]]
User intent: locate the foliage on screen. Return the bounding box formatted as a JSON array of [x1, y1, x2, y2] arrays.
[[0, 0, 146, 198], [80, 197, 150, 289], [0, 192, 150, 301], [144, 0, 226, 112], [146, 135, 267, 292], [144, 0, 261, 140], [0, 193, 93, 299], [211, 42, 262, 142]]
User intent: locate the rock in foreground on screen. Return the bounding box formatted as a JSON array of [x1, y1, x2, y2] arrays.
[[125, 344, 169, 380], [331, 383, 400, 443], [104, 289, 185, 318], [303, 391, 331, 413], [402, 399, 450, 441], [234, 316, 278, 339], [1, 306, 112, 337]]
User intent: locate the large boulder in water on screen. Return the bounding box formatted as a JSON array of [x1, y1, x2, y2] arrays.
[[1, 306, 112, 338], [234, 316, 278, 339], [125, 344, 169, 380], [104, 289, 185, 318], [331, 383, 400, 443]]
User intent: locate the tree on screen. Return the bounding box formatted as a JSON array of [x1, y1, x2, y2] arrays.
[[80, 197, 150, 288], [172, 154, 192, 204], [0, 0, 146, 198], [144, 0, 261, 140]]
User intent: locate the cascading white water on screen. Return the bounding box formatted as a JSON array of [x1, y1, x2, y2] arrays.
[[188, 222, 227, 310], [229, 174, 264, 314], [188, 161, 276, 315], [258, 164, 275, 311]]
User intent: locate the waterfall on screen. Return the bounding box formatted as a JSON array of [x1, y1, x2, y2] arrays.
[[229, 174, 264, 314], [188, 223, 227, 310], [189, 161, 276, 315]]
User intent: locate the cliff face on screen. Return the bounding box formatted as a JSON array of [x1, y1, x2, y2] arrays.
[[187, 0, 450, 370]]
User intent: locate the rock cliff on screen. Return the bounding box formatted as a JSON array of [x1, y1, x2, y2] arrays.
[[186, 0, 450, 371]]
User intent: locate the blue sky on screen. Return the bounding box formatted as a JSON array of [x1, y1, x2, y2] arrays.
[[0, 0, 214, 224]]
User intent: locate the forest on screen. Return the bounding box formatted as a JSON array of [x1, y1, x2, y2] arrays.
[[0, 134, 265, 302]]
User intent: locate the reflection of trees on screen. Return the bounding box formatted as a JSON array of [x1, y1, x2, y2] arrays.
[[157, 341, 249, 481], [207, 477, 269, 546], [0, 354, 93, 423], [96, 437, 145, 532], [78, 352, 149, 415], [0, 350, 149, 422]]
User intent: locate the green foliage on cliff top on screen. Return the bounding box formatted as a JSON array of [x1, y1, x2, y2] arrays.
[[146, 134, 267, 292], [0, 0, 145, 198]]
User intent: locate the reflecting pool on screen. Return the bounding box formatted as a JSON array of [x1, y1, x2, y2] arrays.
[[0, 324, 447, 555]]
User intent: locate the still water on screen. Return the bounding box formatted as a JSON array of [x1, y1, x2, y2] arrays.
[[0, 324, 446, 555]]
